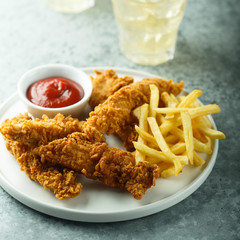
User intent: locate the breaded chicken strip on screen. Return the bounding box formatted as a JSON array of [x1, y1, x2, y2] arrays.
[[0, 114, 104, 199], [5, 140, 82, 200], [89, 69, 134, 109], [0, 113, 104, 147], [85, 77, 184, 150], [20, 132, 158, 200]]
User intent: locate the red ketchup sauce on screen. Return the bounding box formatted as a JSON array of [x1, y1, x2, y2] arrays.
[[27, 77, 84, 108]]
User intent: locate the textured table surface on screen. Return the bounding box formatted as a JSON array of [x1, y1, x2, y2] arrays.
[[0, 0, 239, 239]]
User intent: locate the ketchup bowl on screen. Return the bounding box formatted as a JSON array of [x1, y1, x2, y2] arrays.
[[18, 64, 92, 118]]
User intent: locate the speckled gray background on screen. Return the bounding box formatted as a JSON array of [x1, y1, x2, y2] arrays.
[[0, 0, 239, 239]]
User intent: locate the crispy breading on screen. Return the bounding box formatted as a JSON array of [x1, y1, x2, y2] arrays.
[[0, 113, 104, 146], [0, 113, 104, 200], [85, 77, 184, 150], [6, 139, 82, 200], [89, 69, 134, 109], [21, 132, 158, 200], [0, 113, 83, 145]]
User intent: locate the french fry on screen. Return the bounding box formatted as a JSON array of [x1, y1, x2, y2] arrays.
[[161, 166, 176, 178], [157, 113, 166, 125], [178, 89, 202, 107], [149, 85, 159, 118], [165, 134, 179, 144], [170, 127, 212, 154], [135, 125, 156, 144], [157, 162, 174, 174], [194, 139, 212, 154], [170, 94, 179, 105], [198, 115, 212, 128], [190, 99, 202, 108], [170, 142, 186, 155], [193, 151, 206, 166], [159, 92, 178, 119], [181, 111, 194, 165], [135, 138, 146, 163], [133, 141, 170, 162], [133, 86, 225, 181], [147, 117, 186, 175], [192, 125, 208, 143], [146, 157, 165, 165], [173, 159, 183, 175], [161, 92, 177, 107], [176, 155, 189, 166], [154, 107, 189, 114], [135, 104, 150, 163], [160, 117, 182, 135], [178, 95, 186, 104], [147, 117, 174, 155], [198, 126, 226, 139], [205, 136, 212, 152], [133, 106, 141, 119], [188, 104, 221, 119], [139, 104, 149, 132]]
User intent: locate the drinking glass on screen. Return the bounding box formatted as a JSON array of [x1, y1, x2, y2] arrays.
[[112, 0, 186, 65]]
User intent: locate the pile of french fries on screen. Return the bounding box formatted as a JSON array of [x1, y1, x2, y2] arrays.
[[133, 85, 225, 178]]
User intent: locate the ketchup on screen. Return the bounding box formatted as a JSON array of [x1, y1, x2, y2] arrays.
[[27, 77, 84, 108]]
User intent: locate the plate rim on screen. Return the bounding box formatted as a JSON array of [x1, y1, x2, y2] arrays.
[[0, 67, 219, 222]]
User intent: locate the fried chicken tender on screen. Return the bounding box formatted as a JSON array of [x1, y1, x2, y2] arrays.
[[20, 132, 158, 200], [6, 139, 82, 200], [85, 77, 184, 150], [5, 139, 31, 159], [1, 113, 85, 199], [89, 69, 134, 109], [0, 113, 104, 200], [0, 113, 104, 147]]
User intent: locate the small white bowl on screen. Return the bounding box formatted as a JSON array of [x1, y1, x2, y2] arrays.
[[18, 64, 92, 118]]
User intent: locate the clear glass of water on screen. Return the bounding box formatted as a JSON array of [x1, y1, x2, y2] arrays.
[[112, 0, 186, 65], [46, 0, 95, 13]]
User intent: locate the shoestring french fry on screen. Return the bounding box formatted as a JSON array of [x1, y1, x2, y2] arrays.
[[133, 141, 170, 162], [139, 104, 149, 132], [154, 107, 189, 114], [135, 104, 149, 163], [159, 117, 182, 136], [170, 142, 186, 155], [170, 94, 178, 105], [165, 134, 179, 144], [177, 89, 202, 108], [181, 111, 194, 165], [188, 104, 221, 119], [194, 115, 212, 128], [147, 117, 188, 175], [149, 85, 159, 118], [161, 92, 178, 107], [135, 126, 157, 145], [135, 137, 145, 163], [161, 166, 176, 178], [133, 85, 225, 179], [133, 106, 141, 119], [193, 151, 206, 166], [192, 125, 208, 143], [169, 127, 212, 154], [198, 126, 226, 139]]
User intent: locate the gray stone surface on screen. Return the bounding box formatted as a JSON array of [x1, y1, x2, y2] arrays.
[[0, 0, 239, 239]]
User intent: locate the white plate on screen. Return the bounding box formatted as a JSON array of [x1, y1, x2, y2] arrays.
[[0, 67, 218, 222]]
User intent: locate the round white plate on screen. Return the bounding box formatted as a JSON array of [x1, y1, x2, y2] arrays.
[[0, 67, 218, 222]]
